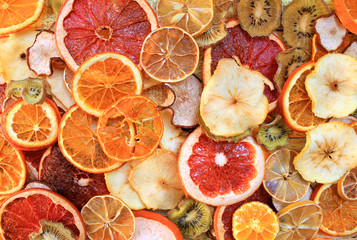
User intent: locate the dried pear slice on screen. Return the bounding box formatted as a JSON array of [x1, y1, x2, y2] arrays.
[[344, 39, 357, 58], [238, 0, 282, 37], [315, 13, 347, 52], [282, 0, 329, 51], [200, 58, 268, 137], [305, 53, 357, 119], [294, 121, 357, 183]]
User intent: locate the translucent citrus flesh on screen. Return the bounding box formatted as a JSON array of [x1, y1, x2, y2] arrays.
[[264, 149, 310, 203], [345, 0, 357, 19], [338, 167, 357, 200], [0, 134, 26, 195], [59, 106, 123, 173], [0, 0, 38, 28], [98, 96, 163, 161], [232, 202, 279, 240], [315, 184, 357, 236], [156, 0, 214, 37], [276, 201, 322, 240], [141, 27, 199, 82], [81, 195, 135, 240]]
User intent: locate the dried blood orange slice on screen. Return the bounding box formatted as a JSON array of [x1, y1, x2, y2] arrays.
[[97, 95, 163, 162], [1, 98, 60, 151], [178, 127, 265, 206], [203, 20, 285, 111], [214, 185, 272, 240], [0, 188, 86, 240], [39, 144, 110, 210], [0, 134, 26, 195], [58, 105, 124, 173], [55, 0, 158, 71], [72, 52, 143, 117]]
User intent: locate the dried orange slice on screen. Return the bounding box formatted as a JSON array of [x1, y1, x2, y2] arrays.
[[0, 134, 26, 195], [72, 53, 143, 117], [264, 149, 310, 203], [55, 0, 158, 71], [279, 61, 327, 132], [276, 200, 322, 240], [140, 27, 199, 82], [97, 95, 163, 162], [0, 0, 46, 36], [338, 167, 357, 200], [156, 0, 214, 37], [312, 184, 357, 237], [81, 195, 135, 240], [232, 201, 279, 240], [58, 105, 124, 173], [335, 0, 357, 34], [1, 99, 60, 151]]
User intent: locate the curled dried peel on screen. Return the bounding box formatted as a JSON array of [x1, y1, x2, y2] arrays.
[[293, 121, 357, 184], [305, 53, 357, 119], [200, 58, 268, 137]]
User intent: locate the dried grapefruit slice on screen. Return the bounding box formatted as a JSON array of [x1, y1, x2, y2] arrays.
[[0, 133, 26, 195], [0, 188, 86, 240], [140, 27, 199, 82], [337, 167, 357, 200], [97, 95, 163, 162], [0, 0, 46, 36], [276, 200, 323, 240], [81, 195, 135, 240], [1, 98, 60, 151], [178, 127, 265, 206], [279, 61, 327, 132], [312, 184, 357, 237], [58, 105, 124, 173], [55, 0, 158, 71], [72, 52, 143, 117]]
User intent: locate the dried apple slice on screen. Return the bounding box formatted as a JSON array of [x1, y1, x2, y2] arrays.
[[344, 39, 357, 58], [142, 83, 175, 109], [167, 75, 203, 128], [129, 149, 185, 210], [200, 58, 268, 137], [27, 30, 62, 76], [63, 66, 74, 92], [294, 121, 357, 184], [315, 13, 347, 52], [305, 53, 357, 119], [105, 159, 146, 210], [160, 108, 188, 155]]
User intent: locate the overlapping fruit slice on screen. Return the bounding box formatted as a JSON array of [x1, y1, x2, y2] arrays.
[[0, 188, 86, 240], [55, 0, 158, 71], [72, 53, 142, 117], [58, 105, 124, 173], [335, 0, 357, 34], [178, 127, 265, 206], [2, 99, 60, 151], [338, 167, 357, 200], [313, 184, 357, 237]]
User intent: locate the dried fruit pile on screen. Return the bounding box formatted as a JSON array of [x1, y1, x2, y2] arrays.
[[0, 0, 356, 239]]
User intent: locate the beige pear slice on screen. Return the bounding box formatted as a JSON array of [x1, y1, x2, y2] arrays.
[[105, 159, 146, 210], [305, 53, 357, 119], [200, 58, 268, 137], [129, 149, 185, 210], [344, 40, 357, 58], [293, 121, 357, 184]]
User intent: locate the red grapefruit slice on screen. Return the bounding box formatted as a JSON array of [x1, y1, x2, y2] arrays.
[[0, 188, 86, 240], [55, 0, 158, 71], [178, 127, 265, 206], [203, 20, 285, 111]]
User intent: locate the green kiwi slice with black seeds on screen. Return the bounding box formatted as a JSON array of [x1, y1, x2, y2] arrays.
[[29, 220, 75, 240]]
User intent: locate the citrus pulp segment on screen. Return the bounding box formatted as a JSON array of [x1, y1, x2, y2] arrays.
[[156, 0, 214, 37], [335, 0, 357, 34], [178, 127, 265, 206], [337, 167, 357, 200], [140, 26, 199, 82], [0, 188, 86, 240], [58, 105, 124, 173], [97, 95, 163, 162], [55, 0, 158, 71], [81, 195, 135, 240], [1, 98, 60, 151], [72, 52, 143, 117]]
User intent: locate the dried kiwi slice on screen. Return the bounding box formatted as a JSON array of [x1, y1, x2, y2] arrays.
[[238, 0, 282, 37], [6, 78, 47, 104], [168, 198, 212, 239], [29, 220, 75, 240], [274, 48, 311, 90], [282, 0, 329, 51]]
